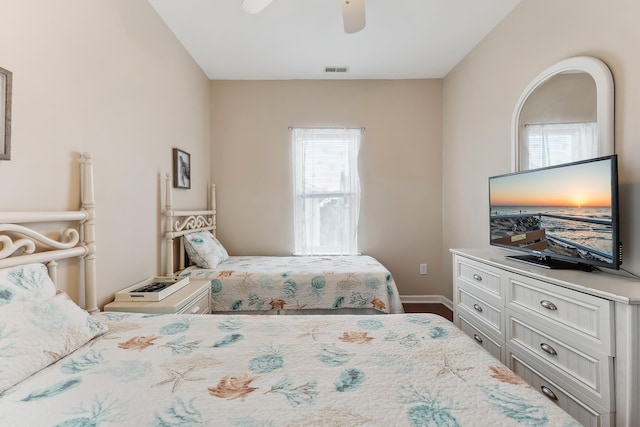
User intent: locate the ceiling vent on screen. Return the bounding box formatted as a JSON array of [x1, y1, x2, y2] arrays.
[[325, 66, 349, 73]]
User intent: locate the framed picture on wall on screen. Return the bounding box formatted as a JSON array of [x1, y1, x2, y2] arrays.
[[0, 66, 12, 161], [173, 148, 191, 189]]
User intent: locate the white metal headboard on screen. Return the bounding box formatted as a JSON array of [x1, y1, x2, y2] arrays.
[[164, 173, 216, 275], [0, 153, 97, 313]]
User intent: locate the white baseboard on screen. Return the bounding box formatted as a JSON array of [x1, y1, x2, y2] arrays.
[[400, 295, 453, 312]]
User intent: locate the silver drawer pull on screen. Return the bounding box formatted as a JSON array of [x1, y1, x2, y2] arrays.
[[540, 300, 558, 311], [473, 334, 483, 343], [540, 343, 558, 356], [472, 273, 483, 282], [540, 386, 558, 402], [473, 304, 483, 313]]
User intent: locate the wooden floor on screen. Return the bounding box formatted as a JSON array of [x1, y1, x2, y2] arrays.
[[402, 303, 453, 321]]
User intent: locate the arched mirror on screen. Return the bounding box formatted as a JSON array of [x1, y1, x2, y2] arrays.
[[511, 56, 614, 171]]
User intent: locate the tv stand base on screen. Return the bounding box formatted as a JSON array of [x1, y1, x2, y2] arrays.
[[505, 254, 594, 271]]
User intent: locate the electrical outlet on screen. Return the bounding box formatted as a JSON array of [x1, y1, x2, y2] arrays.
[[420, 264, 428, 275]]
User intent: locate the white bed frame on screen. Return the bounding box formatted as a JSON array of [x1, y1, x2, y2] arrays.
[[164, 173, 216, 275], [0, 153, 97, 313]]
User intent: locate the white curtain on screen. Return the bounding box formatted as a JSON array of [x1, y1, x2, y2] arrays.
[[523, 122, 598, 170], [292, 128, 361, 256]]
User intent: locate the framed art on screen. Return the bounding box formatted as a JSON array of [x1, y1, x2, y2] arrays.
[[173, 148, 191, 189], [0, 66, 12, 161]]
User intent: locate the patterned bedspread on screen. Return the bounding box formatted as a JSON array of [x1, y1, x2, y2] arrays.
[[180, 255, 405, 314], [0, 313, 579, 427]]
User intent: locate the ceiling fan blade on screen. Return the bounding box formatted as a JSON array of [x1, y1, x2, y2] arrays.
[[242, 0, 274, 14], [340, 0, 366, 34]]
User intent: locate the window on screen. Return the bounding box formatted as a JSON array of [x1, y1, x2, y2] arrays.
[[292, 128, 361, 255], [522, 122, 598, 170]]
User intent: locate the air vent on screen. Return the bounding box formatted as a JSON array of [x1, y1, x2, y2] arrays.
[[324, 66, 349, 73]]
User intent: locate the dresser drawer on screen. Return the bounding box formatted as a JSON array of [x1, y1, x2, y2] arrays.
[[458, 314, 504, 362], [509, 352, 612, 427], [508, 315, 613, 408], [457, 286, 503, 336], [507, 273, 614, 355], [177, 288, 210, 314], [455, 256, 503, 300]]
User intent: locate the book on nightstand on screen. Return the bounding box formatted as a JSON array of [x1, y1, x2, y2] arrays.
[[114, 276, 190, 302]]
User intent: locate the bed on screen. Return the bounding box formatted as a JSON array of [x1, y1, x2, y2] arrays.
[[0, 155, 582, 426], [163, 175, 404, 315], [2, 311, 583, 427]]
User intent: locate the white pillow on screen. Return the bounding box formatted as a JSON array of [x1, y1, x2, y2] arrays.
[[183, 231, 229, 269], [0, 263, 57, 306], [0, 290, 108, 392]]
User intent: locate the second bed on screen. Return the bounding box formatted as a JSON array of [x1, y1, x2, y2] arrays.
[[164, 177, 404, 315]]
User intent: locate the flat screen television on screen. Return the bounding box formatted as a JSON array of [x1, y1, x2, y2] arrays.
[[489, 155, 621, 271]]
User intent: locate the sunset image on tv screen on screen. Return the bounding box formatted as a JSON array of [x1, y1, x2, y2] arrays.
[[490, 159, 612, 208], [489, 157, 616, 267]]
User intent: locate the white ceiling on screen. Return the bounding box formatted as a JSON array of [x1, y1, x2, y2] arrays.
[[148, 0, 521, 80]]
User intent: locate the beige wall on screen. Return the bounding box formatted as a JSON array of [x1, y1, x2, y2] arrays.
[[0, 0, 211, 308], [5, 0, 635, 307], [442, 0, 640, 299], [210, 80, 444, 297]]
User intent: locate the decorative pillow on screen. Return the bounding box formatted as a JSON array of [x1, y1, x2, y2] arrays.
[[0, 290, 108, 393], [0, 263, 57, 307], [183, 231, 229, 269]]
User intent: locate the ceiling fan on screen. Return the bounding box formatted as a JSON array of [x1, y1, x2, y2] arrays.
[[241, 0, 366, 34]]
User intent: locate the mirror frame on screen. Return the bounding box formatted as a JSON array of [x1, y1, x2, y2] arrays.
[[511, 56, 614, 171], [0, 66, 12, 161]]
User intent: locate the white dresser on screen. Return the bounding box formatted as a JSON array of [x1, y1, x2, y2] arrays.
[[451, 248, 640, 427]]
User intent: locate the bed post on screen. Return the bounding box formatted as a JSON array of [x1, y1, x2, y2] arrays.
[[211, 184, 217, 236], [46, 260, 58, 285], [165, 172, 174, 276], [81, 153, 98, 314]]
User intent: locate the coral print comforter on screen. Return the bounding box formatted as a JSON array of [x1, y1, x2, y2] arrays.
[[0, 312, 580, 426], [181, 255, 405, 314]]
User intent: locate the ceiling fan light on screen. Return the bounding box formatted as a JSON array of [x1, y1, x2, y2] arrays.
[[242, 0, 274, 14]]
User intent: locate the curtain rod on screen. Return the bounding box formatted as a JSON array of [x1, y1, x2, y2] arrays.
[[288, 126, 365, 131], [524, 121, 596, 127]]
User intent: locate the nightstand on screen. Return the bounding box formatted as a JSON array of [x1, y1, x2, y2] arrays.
[[104, 280, 211, 314]]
